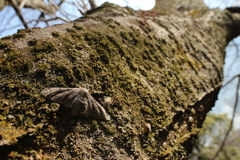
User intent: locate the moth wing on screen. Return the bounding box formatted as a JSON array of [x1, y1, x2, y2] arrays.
[[70, 88, 89, 116], [84, 94, 111, 121], [41, 87, 110, 120], [41, 88, 79, 107]]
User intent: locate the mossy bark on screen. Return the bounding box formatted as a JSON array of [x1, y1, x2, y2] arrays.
[[0, 2, 240, 159]]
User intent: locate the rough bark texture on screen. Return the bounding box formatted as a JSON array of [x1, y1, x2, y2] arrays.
[[153, 0, 208, 17], [0, 1, 240, 159]]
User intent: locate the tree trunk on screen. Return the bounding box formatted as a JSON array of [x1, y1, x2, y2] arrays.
[[0, 1, 240, 159]]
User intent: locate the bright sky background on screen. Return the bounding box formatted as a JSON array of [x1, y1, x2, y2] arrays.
[[204, 0, 240, 9], [97, 0, 155, 10], [0, 0, 239, 128]]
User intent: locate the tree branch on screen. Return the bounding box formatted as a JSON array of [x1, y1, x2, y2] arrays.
[[7, 0, 28, 29], [88, 0, 98, 9], [211, 77, 240, 160], [19, 0, 28, 9], [226, 7, 240, 13], [223, 74, 240, 87]]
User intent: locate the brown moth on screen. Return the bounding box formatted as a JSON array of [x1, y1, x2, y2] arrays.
[[41, 87, 110, 121]]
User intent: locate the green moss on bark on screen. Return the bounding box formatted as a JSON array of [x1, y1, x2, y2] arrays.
[[0, 3, 224, 160]]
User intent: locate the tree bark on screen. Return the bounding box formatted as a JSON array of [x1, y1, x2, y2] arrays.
[[0, 1, 240, 159]]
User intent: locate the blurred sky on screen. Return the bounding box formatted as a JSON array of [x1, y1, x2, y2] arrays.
[[0, 0, 239, 128]]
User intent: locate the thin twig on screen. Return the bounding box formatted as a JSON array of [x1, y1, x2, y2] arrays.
[[7, 0, 29, 29], [33, 12, 45, 28], [28, 17, 68, 24], [77, 0, 88, 11], [0, 23, 24, 34], [71, 2, 85, 15], [58, 0, 66, 6], [211, 77, 240, 160], [63, 1, 86, 16], [54, 16, 70, 23], [78, 8, 85, 15], [225, 40, 240, 78], [33, 0, 68, 28], [223, 74, 240, 87]]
